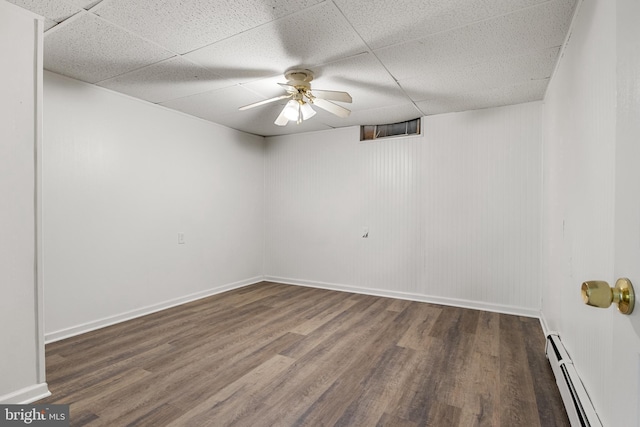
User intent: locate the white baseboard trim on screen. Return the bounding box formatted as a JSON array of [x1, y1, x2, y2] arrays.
[[538, 310, 553, 337], [264, 276, 540, 318], [45, 275, 541, 343], [45, 276, 264, 343], [0, 383, 50, 404]]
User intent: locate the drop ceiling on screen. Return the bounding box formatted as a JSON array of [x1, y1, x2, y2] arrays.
[[8, 0, 577, 137]]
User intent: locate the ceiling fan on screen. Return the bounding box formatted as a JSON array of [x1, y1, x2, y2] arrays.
[[239, 69, 352, 126]]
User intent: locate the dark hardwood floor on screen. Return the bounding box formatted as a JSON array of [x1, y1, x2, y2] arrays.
[[39, 282, 569, 426]]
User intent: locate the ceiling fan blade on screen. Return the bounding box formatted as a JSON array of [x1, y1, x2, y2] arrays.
[[312, 98, 351, 118], [239, 94, 291, 111], [277, 82, 299, 94], [310, 89, 352, 103], [274, 106, 289, 126]]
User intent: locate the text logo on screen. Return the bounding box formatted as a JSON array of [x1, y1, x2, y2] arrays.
[[0, 405, 69, 426]]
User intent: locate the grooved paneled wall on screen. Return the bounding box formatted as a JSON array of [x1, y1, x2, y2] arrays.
[[541, 1, 625, 425], [265, 102, 542, 315], [0, 1, 47, 404], [43, 72, 265, 340]]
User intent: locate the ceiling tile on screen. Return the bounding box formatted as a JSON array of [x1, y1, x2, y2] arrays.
[[310, 54, 411, 110], [479, 0, 549, 17], [333, 0, 553, 51], [5, 0, 80, 22], [44, 12, 174, 83], [184, 2, 369, 84], [160, 85, 263, 121], [477, 47, 560, 88], [334, 0, 468, 50], [375, 27, 486, 81], [240, 74, 294, 100], [416, 79, 548, 116], [96, 56, 234, 103], [400, 47, 561, 102], [92, 0, 323, 54], [65, 0, 103, 8], [400, 67, 487, 102], [375, 0, 576, 81], [471, 0, 576, 56]]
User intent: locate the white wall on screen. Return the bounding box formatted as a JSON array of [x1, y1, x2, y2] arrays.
[[0, 1, 48, 403], [541, 0, 630, 425], [542, 0, 616, 332], [43, 72, 265, 341], [613, 1, 640, 426], [265, 102, 542, 315]]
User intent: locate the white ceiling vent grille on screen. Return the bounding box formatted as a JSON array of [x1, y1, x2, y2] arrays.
[[360, 118, 421, 141]]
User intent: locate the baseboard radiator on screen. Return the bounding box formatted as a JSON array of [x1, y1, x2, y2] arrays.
[[545, 333, 602, 427]]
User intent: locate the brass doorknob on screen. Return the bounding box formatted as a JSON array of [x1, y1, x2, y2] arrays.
[[581, 278, 635, 315]]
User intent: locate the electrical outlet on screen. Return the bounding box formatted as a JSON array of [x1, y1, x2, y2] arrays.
[[177, 232, 185, 244], [362, 227, 369, 238]]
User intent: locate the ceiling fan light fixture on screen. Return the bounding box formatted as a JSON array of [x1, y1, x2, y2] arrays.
[[300, 102, 316, 120], [283, 100, 300, 122]]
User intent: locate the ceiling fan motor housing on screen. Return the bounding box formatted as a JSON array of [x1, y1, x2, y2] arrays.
[[285, 69, 314, 90]]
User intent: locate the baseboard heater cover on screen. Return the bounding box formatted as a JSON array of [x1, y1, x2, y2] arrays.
[[545, 333, 602, 427]]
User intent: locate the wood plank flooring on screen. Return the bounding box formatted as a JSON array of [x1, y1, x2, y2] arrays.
[[39, 282, 569, 426]]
